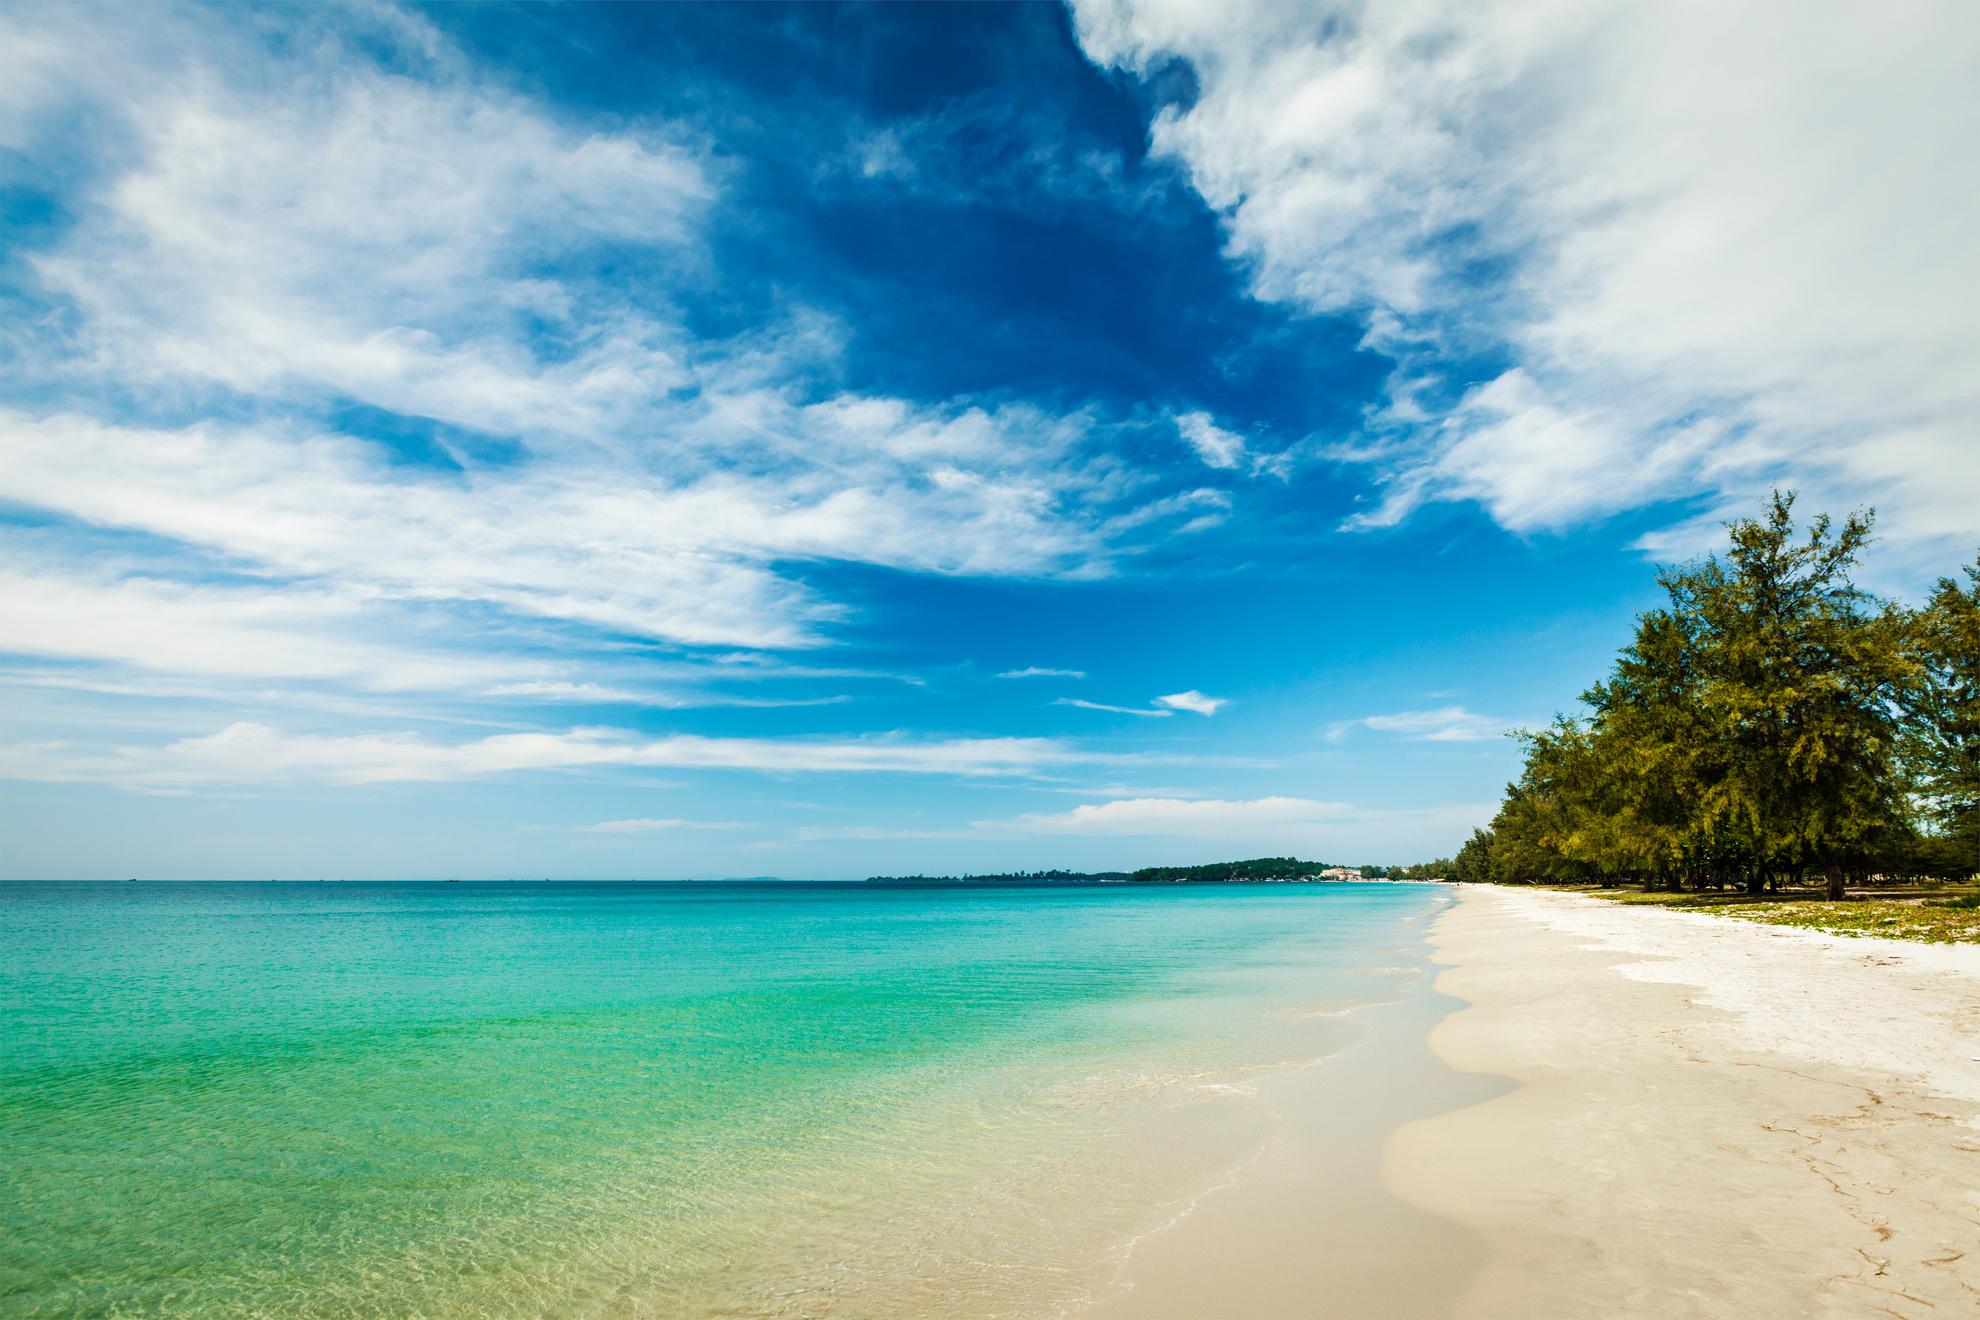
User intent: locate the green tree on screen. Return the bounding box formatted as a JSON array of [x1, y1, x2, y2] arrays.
[[1635, 493, 1913, 899], [1481, 491, 1940, 901], [1580, 603, 1718, 887], [1910, 557, 1980, 877], [1450, 828, 1496, 883]]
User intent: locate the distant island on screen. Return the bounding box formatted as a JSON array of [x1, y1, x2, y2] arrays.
[[867, 857, 1455, 884]]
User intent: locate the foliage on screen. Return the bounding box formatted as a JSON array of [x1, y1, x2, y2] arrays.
[[1680, 895, 1980, 943], [866, 870, 1130, 883], [871, 859, 1462, 885], [1469, 493, 1976, 896], [1907, 557, 1980, 873], [1128, 857, 1324, 882], [1523, 883, 1980, 944], [1450, 829, 1496, 883]]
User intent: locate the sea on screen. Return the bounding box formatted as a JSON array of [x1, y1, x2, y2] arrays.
[[1, 879, 1460, 1319]]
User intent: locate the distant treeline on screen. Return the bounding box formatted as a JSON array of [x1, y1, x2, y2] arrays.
[[865, 869, 1131, 883], [1371, 861, 1455, 881], [1130, 858, 1456, 882], [1128, 856, 1321, 882], [869, 858, 1458, 884], [1455, 493, 1980, 899]]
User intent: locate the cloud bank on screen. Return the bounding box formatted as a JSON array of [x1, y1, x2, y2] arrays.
[[1076, 0, 1980, 557], [980, 794, 1485, 839], [0, 722, 1144, 790], [0, 4, 1222, 708]]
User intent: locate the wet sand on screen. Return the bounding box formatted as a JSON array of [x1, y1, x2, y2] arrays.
[[1088, 885, 1980, 1319], [1087, 934, 1508, 1319]]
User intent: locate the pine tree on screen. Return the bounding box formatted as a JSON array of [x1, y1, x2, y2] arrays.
[[1911, 558, 1980, 875]]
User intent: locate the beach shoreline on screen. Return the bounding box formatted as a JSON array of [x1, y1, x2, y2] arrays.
[[1388, 885, 1980, 1318], [1081, 892, 1506, 1319], [1089, 884, 1980, 1319]]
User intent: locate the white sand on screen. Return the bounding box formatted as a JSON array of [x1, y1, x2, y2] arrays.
[[1390, 885, 1980, 1318]]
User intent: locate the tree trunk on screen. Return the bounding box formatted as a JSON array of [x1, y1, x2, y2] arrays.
[[1825, 860, 1847, 902], [1745, 870, 1766, 894]]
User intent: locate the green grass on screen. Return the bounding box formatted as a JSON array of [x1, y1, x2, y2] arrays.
[[1697, 899, 1980, 943], [1532, 883, 1980, 944]]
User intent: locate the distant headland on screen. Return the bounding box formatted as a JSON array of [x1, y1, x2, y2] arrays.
[[866, 857, 1455, 884]]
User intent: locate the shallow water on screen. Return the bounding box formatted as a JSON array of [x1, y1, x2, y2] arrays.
[[1, 880, 1452, 1318]]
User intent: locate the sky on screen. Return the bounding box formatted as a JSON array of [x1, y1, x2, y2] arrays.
[[2, 0, 1977, 880]]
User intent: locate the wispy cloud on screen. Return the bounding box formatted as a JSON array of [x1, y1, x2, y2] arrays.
[[984, 796, 1351, 835], [486, 682, 851, 710], [1055, 698, 1173, 717], [1078, 1, 1980, 558], [1155, 690, 1225, 716], [1330, 707, 1505, 743], [1175, 411, 1245, 470], [997, 667, 1087, 679], [0, 6, 1236, 716], [976, 794, 1487, 839], [791, 825, 979, 841], [587, 818, 755, 833], [0, 722, 1154, 789]]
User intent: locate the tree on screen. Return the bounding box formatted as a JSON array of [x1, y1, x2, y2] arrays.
[[1470, 492, 1945, 900], [1580, 602, 1718, 887], [1910, 557, 1980, 877], [1498, 716, 1641, 883], [1451, 828, 1496, 883], [1670, 494, 1915, 899]]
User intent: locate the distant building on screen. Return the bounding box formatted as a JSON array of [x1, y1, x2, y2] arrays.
[[1318, 866, 1363, 880]]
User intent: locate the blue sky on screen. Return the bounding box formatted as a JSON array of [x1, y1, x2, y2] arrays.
[[3, 1, 1976, 879]]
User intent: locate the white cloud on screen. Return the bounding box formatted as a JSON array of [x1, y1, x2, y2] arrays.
[[587, 818, 754, 833], [0, 7, 1221, 706], [1155, 690, 1225, 716], [1336, 705, 1504, 742], [1055, 698, 1173, 717], [484, 682, 850, 709], [988, 795, 1351, 835], [486, 682, 674, 705], [978, 794, 1486, 839], [1175, 411, 1246, 470], [1076, 0, 1980, 557], [0, 722, 1148, 789], [997, 667, 1088, 679], [0, 558, 526, 691], [0, 399, 1129, 662], [17, 4, 706, 433], [790, 825, 979, 842]]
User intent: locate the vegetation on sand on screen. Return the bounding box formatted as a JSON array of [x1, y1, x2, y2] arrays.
[[1455, 492, 1980, 919]]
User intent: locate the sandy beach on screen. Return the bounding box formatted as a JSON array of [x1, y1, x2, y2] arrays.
[[1086, 975, 1505, 1320], [1098, 884, 1980, 1319], [1394, 885, 1980, 1318]]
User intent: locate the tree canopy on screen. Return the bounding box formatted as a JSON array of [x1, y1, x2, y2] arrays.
[[1471, 494, 1977, 896]]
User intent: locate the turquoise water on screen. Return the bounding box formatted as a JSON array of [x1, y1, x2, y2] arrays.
[[1, 880, 1451, 1318]]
